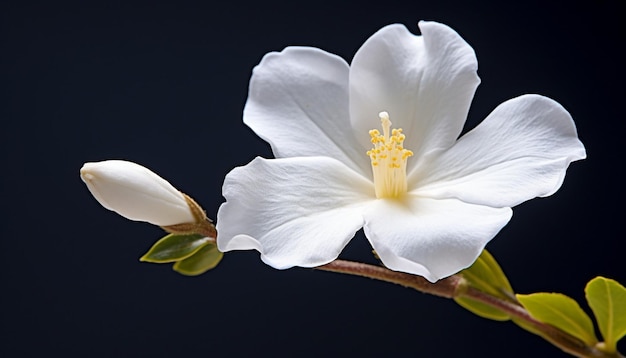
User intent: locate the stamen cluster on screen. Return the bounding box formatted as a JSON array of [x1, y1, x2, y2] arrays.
[[366, 112, 413, 198]]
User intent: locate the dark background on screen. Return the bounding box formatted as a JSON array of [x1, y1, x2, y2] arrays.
[[2, 1, 624, 357]]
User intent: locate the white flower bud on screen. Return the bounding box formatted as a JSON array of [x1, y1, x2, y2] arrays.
[[80, 160, 195, 226]]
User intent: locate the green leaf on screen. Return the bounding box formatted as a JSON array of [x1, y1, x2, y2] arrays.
[[460, 250, 514, 299], [517, 292, 598, 346], [173, 242, 223, 276], [140, 233, 210, 263], [454, 250, 514, 321], [585, 276, 626, 352], [455, 296, 510, 321]]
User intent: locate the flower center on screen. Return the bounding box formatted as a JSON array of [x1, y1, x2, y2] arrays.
[[366, 112, 414, 199]]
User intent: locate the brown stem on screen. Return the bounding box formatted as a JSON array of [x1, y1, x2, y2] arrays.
[[316, 259, 624, 358], [316, 258, 462, 298]]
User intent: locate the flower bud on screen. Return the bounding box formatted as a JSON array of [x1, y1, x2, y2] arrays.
[[80, 160, 195, 226]]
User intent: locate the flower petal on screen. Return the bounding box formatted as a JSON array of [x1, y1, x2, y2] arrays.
[[244, 47, 371, 177], [363, 196, 512, 282], [349, 21, 480, 167], [414, 94, 586, 207], [216, 156, 372, 269]]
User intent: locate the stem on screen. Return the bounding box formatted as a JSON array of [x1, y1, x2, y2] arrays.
[[316, 258, 462, 298], [316, 259, 624, 358], [162, 218, 217, 238]]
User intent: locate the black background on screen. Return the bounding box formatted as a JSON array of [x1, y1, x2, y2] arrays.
[[2, 1, 624, 357]]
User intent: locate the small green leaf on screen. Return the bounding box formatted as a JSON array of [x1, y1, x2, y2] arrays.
[[140, 233, 210, 263], [173, 242, 223, 276], [517, 292, 598, 346], [454, 250, 514, 321], [455, 296, 510, 321], [460, 250, 514, 299], [585, 276, 626, 352]]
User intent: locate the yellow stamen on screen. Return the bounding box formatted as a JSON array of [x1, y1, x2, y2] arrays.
[[366, 111, 413, 198]]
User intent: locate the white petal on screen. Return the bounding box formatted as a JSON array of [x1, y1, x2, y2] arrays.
[[80, 160, 194, 226], [216, 156, 372, 269], [414, 95, 586, 207], [349, 21, 480, 168], [244, 47, 371, 177], [363, 197, 512, 282]]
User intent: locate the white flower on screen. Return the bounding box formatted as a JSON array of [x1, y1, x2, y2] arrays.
[[216, 21, 586, 282], [80, 160, 195, 226]]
